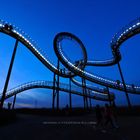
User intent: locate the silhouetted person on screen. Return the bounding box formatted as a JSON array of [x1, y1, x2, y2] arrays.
[[4, 24, 9, 30], [116, 80, 120, 88], [65, 104, 68, 109], [4, 24, 13, 30], [111, 102, 119, 128], [132, 84, 136, 92], [104, 103, 114, 128], [8, 102, 12, 110], [95, 104, 103, 127], [65, 104, 69, 116]]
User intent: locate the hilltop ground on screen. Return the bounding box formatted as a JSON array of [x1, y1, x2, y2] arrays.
[[0, 107, 140, 140]]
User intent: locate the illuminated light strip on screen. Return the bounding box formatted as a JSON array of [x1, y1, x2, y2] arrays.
[[14, 28, 58, 71], [72, 78, 115, 95], [3, 81, 111, 101], [1, 19, 140, 97], [58, 34, 132, 90], [59, 47, 116, 85], [136, 22, 140, 26]]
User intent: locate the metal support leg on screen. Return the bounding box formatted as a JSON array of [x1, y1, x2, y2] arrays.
[[82, 78, 86, 109], [69, 77, 72, 110], [52, 73, 56, 110], [0, 40, 18, 109], [12, 94, 16, 109], [85, 88, 89, 109], [82, 78, 88, 109], [88, 90, 92, 109], [56, 60, 60, 110], [106, 86, 112, 106], [84, 79, 88, 109], [117, 62, 131, 108]]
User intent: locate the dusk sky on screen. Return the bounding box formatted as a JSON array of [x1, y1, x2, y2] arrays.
[[0, 0, 140, 108]]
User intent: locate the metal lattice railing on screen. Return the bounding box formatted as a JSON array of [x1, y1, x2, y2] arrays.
[[0, 80, 113, 101], [111, 17, 140, 46]]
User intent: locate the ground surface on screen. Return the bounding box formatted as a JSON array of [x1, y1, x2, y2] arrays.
[[0, 113, 140, 140]]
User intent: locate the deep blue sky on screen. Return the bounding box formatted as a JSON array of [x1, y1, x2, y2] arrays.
[[0, 0, 140, 108]]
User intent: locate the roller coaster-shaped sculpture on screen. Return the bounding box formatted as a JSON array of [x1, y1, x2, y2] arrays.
[[0, 17, 140, 109]]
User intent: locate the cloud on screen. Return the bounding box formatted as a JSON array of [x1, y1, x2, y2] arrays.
[[15, 102, 34, 108]]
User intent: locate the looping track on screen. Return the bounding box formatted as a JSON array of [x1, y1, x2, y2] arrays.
[[54, 18, 140, 94], [0, 18, 140, 102]]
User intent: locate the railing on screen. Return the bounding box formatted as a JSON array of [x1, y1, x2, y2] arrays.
[[111, 17, 140, 46], [0, 80, 114, 101]]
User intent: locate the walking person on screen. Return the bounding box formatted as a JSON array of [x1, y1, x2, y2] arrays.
[[111, 102, 119, 128], [95, 104, 103, 128], [104, 103, 116, 128]]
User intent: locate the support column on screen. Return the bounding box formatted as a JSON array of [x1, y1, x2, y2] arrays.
[[82, 78, 86, 109], [52, 73, 56, 110], [85, 88, 88, 109], [56, 59, 60, 110], [88, 90, 92, 109], [82, 78, 88, 109], [69, 77, 72, 110], [106, 86, 112, 106], [117, 62, 131, 108], [0, 40, 18, 109], [12, 94, 16, 109]]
